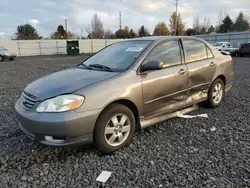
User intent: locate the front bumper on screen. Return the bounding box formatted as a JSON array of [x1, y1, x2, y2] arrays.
[[15, 98, 101, 146], [2, 54, 16, 59]]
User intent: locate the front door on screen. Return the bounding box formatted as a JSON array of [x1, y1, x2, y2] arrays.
[[141, 40, 188, 118], [181, 39, 216, 104]]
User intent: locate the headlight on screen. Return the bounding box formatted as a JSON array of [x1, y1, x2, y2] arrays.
[[36, 94, 84, 113]]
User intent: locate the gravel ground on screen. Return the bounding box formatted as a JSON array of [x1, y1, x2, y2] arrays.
[[0, 55, 250, 187]]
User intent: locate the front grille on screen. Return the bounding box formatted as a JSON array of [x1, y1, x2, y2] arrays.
[[21, 92, 37, 110]]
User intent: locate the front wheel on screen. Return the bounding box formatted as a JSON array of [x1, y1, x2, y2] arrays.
[[0, 56, 3, 62], [9, 58, 14, 61], [206, 78, 225, 108], [94, 104, 136, 154]]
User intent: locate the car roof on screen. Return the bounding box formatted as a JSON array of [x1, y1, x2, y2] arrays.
[[123, 36, 203, 42]]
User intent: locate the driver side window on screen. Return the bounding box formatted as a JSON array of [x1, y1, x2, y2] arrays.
[[146, 40, 182, 68]]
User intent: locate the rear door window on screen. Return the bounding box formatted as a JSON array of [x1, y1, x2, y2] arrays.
[[183, 40, 207, 63], [207, 47, 214, 58]]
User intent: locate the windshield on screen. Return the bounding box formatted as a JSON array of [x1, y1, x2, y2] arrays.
[[81, 40, 152, 72], [213, 43, 224, 47]]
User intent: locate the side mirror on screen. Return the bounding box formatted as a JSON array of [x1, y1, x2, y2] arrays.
[[222, 45, 225, 48], [142, 60, 164, 72]]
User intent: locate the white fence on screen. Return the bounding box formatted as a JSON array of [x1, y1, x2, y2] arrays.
[[195, 31, 250, 44], [0, 39, 121, 56]]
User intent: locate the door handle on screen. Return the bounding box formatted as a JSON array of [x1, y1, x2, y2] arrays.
[[210, 62, 215, 67], [178, 69, 186, 75]]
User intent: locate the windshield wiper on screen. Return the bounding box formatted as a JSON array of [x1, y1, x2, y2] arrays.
[[89, 64, 113, 72], [78, 64, 93, 70]]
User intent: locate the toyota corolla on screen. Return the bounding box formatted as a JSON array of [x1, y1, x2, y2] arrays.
[[15, 36, 234, 153]]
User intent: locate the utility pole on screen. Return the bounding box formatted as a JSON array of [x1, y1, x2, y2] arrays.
[[175, 0, 179, 35], [65, 19, 68, 39], [81, 29, 83, 39], [119, 11, 122, 31]]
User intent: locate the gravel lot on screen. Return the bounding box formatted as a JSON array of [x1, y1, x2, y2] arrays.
[[0, 55, 249, 187]]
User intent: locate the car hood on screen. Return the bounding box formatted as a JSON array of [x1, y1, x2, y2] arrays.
[[24, 68, 119, 101]]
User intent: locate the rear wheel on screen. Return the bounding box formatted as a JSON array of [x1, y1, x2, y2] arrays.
[[9, 58, 14, 61], [94, 104, 136, 154], [206, 78, 225, 108]]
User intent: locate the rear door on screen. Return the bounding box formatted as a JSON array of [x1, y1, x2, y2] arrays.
[[181, 39, 216, 104], [141, 39, 188, 117]]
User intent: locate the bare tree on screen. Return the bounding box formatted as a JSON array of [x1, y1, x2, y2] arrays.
[[216, 10, 223, 31], [89, 13, 105, 39], [104, 29, 115, 39], [193, 15, 201, 32], [203, 17, 210, 31], [200, 17, 211, 34]]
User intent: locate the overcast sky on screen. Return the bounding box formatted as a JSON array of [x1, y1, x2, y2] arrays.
[[0, 0, 249, 39]]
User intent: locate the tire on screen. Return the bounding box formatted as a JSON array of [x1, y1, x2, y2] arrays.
[[206, 78, 225, 108], [94, 104, 136, 154], [0, 56, 3, 62], [9, 58, 14, 61]]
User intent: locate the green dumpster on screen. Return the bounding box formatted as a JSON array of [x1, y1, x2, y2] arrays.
[[66, 40, 79, 55]]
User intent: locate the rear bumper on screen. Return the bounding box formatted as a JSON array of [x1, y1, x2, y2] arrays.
[[15, 98, 101, 146]]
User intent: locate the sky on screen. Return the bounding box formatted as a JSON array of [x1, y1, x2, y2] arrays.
[[0, 0, 250, 39]]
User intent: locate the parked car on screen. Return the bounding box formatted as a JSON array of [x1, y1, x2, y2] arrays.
[[15, 36, 234, 153], [0, 47, 17, 61], [232, 43, 250, 57], [213, 42, 232, 51], [213, 42, 239, 54]]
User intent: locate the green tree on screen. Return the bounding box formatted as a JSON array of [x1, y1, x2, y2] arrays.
[[57, 25, 66, 37], [51, 25, 67, 39], [15, 24, 41, 40], [169, 12, 185, 35], [153, 22, 170, 36], [200, 27, 206, 34], [138, 25, 150, 37], [115, 29, 128, 39], [217, 15, 234, 33], [206, 25, 215, 34], [233, 12, 250, 32], [128, 29, 136, 38]]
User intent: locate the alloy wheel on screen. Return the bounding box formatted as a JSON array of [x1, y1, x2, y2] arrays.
[[213, 83, 223, 104], [104, 113, 131, 147]]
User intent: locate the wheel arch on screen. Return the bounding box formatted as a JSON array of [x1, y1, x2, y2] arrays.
[[215, 75, 226, 86], [96, 99, 141, 130]]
